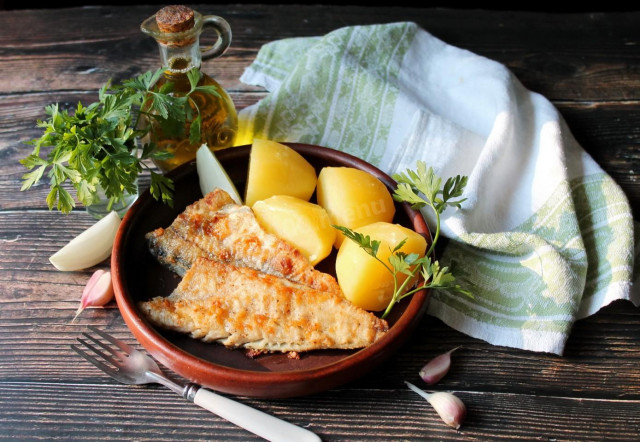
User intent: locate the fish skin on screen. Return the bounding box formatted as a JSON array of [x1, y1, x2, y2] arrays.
[[146, 188, 342, 294], [138, 257, 389, 353], [146, 188, 236, 276]]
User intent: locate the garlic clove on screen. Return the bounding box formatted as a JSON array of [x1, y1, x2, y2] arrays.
[[72, 270, 114, 322], [84, 270, 113, 306], [426, 391, 467, 430], [81, 269, 106, 301], [405, 381, 466, 430], [419, 346, 461, 385]]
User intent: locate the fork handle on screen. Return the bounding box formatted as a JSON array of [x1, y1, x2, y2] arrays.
[[189, 386, 321, 442]]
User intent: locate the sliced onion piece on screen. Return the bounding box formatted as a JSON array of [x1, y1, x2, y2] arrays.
[[49, 211, 121, 271], [196, 143, 242, 204]]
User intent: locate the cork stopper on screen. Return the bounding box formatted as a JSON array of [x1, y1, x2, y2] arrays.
[[156, 5, 195, 33]]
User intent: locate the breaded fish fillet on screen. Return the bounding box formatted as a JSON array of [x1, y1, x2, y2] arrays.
[[138, 258, 388, 353], [146, 188, 341, 294]]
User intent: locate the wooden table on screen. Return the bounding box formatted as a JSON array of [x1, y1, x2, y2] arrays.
[[1, 5, 639, 440]]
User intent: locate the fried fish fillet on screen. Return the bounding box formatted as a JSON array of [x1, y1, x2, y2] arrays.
[[146, 188, 341, 295], [138, 258, 388, 353]]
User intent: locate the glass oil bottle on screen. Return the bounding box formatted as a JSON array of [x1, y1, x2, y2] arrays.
[[141, 5, 238, 172]]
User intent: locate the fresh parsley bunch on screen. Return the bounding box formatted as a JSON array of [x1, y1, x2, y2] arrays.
[[336, 161, 470, 319], [20, 67, 220, 214]]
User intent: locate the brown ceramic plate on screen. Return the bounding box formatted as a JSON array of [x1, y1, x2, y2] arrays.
[[112, 143, 431, 398]]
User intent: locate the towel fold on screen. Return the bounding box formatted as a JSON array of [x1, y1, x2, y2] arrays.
[[237, 22, 639, 354]]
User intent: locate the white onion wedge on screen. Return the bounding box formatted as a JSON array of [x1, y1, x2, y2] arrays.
[[196, 143, 242, 204], [49, 211, 121, 271]]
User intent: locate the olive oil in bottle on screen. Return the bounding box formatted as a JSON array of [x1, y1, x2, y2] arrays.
[[141, 5, 238, 172]]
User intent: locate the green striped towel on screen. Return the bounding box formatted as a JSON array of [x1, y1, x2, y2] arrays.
[[237, 22, 639, 354]]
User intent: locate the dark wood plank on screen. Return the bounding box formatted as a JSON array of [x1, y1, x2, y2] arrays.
[[1, 7, 639, 100], [560, 102, 640, 218], [1, 380, 638, 440]]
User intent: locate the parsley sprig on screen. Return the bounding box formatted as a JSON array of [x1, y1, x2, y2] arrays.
[[393, 161, 467, 257], [336, 161, 470, 319], [20, 67, 220, 214]]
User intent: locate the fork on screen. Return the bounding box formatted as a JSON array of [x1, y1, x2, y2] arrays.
[[71, 326, 321, 442]]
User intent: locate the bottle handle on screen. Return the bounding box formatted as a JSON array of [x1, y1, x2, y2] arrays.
[[200, 15, 232, 60]]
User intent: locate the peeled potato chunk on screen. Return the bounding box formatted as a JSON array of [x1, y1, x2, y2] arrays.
[[317, 167, 395, 248], [336, 222, 427, 311], [252, 195, 336, 266], [245, 139, 317, 206]]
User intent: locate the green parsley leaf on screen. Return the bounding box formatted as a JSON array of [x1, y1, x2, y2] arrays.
[[20, 165, 47, 191], [195, 85, 221, 98], [186, 68, 201, 91], [333, 225, 381, 258], [19, 67, 221, 214], [150, 171, 175, 207], [189, 114, 202, 145], [392, 160, 467, 257]]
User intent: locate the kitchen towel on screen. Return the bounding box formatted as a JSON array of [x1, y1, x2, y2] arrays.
[[236, 22, 639, 355]]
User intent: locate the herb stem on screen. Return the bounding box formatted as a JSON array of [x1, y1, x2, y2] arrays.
[[381, 264, 421, 319], [425, 202, 440, 259]]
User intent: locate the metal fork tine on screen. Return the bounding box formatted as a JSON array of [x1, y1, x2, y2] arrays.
[[78, 335, 122, 365], [88, 325, 135, 354], [71, 343, 122, 380], [78, 332, 127, 361]]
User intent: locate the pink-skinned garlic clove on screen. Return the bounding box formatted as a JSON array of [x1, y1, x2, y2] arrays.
[[405, 381, 466, 430], [419, 346, 461, 385], [425, 391, 467, 430], [72, 269, 114, 322]]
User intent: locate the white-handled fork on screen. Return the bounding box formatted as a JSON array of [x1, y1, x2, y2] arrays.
[[71, 326, 321, 442]]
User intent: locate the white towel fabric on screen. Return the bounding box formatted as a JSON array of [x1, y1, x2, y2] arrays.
[[237, 22, 639, 355]]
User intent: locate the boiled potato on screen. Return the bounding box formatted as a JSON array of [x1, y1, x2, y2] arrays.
[[335, 222, 427, 311], [317, 167, 395, 248], [252, 195, 336, 265], [245, 139, 317, 206]]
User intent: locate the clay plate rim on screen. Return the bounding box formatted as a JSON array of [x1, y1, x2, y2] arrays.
[[112, 143, 431, 398]]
